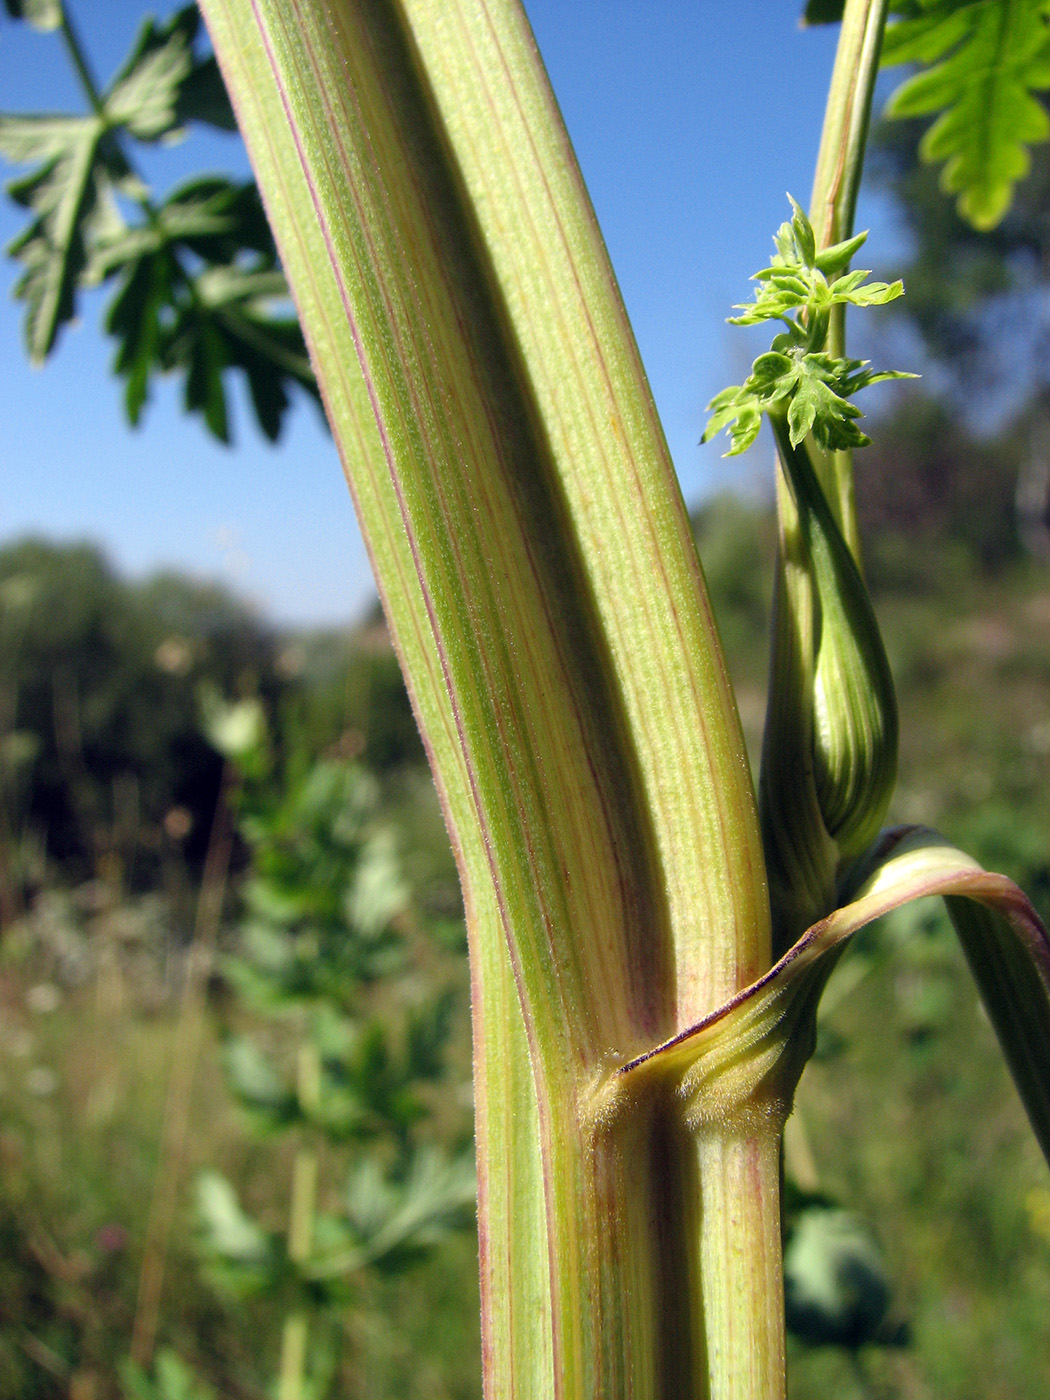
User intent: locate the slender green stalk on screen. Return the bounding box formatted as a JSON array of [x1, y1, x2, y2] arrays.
[[58, 4, 106, 116], [277, 1318, 308, 1400], [695, 1133, 784, 1396], [758, 0, 897, 950], [279, 1039, 322, 1400], [810, 0, 889, 256], [130, 765, 235, 1369], [808, 0, 890, 550]]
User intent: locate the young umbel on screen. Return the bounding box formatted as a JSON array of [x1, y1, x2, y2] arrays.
[[5, 0, 1049, 1395]]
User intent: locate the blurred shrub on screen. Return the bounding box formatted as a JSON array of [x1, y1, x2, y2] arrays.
[[279, 607, 424, 775], [196, 713, 474, 1396], [856, 393, 1022, 590]]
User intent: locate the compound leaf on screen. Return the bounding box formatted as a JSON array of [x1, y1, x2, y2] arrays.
[[883, 0, 1050, 230], [0, 6, 303, 440], [1, 115, 129, 361]]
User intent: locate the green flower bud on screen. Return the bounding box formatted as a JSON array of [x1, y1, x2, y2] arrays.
[[760, 423, 897, 952]]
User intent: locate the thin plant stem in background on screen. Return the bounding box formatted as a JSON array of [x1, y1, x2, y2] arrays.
[[130, 765, 235, 1369]]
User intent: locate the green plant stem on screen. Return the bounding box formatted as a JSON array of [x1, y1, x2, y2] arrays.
[[57, 3, 106, 117], [810, 0, 889, 259], [278, 1317, 309, 1400], [696, 1133, 785, 1400], [760, 0, 896, 954], [807, 0, 890, 557], [197, 1, 776, 1394], [279, 1038, 322, 1400], [129, 764, 235, 1369]]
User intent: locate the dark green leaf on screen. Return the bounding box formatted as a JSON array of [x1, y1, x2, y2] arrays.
[[802, 0, 845, 24], [174, 55, 238, 131], [182, 313, 230, 442], [1, 117, 129, 360], [0, 6, 244, 370], [105, 247, 171, 423]]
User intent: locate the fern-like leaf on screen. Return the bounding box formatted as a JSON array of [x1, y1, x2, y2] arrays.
[[883, 0, 1050, 230]]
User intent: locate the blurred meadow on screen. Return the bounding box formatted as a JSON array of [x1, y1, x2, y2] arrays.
[[3, 484, 1050, 1398], [3, 3, 1050, 1398]]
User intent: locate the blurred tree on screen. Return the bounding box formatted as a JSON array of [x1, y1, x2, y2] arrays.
[[865, 104, 1050, 562], [854, 392, 1024, 588], [0, 537, 281, 888]]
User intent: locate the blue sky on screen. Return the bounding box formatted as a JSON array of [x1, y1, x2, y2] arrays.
[[0, 3, 891, 625]]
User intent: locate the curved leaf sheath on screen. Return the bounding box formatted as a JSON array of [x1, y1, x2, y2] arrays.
[[623, 826, 1050, 1171]]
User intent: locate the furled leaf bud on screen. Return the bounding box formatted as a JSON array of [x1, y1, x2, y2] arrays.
[[761, 425, 897, 952]]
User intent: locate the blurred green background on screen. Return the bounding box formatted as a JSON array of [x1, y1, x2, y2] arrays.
[[2, 476, 1049, 1398]]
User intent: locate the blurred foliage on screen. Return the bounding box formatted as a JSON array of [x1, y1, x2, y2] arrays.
[[0, 886, 264, 1400], [0, 685, 477, 1398], [277, 610, 426, 778], [854, 390, 1025, 586], [783, 1200, 898, 1350], [195, 713, 474, 1395], [121, 1349, 216, 1400]]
